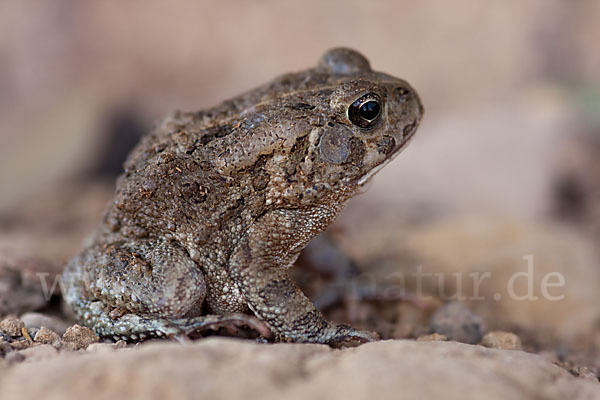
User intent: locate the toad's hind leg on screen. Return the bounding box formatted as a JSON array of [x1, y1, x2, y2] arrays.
[[64, 293, 270, 340], [62, 239, 270, 340]]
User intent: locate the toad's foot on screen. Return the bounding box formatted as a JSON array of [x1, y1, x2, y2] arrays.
[[324, 324, 380, 347], [169, 313, 272, 339], [66, 293, 271, 342]]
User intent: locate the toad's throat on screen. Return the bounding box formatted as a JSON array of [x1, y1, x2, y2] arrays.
[[356, 131, 416, 186]]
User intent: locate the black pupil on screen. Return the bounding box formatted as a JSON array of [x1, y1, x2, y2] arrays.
[[360, 101, 380, 120]]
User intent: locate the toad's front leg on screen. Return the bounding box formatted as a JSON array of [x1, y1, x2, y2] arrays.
[[228, 209, 379, 344]]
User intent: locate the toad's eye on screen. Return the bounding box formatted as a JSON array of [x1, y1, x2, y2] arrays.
[[348, 93, 382, 129]]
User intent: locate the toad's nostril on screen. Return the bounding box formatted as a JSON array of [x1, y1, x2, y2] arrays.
[[394, 87, 410, 102]]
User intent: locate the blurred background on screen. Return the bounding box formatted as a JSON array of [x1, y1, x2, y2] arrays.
[[1, 0, 599, 368]]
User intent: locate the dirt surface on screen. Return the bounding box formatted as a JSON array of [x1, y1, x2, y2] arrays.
[[1, 338, 599, 400]]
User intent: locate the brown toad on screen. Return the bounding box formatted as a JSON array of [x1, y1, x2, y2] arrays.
[[62, 48, 423, 344]]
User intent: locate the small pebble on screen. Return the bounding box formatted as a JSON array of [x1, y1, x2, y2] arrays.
[[62, 324, 99, 350], [480, 331, 522, 350], [428, 302, 485, 344], [570, 366, 599, 382], [416, 333, 448, 342], [0, 317, 25, 337], [61, 341, 79, 352], [34, 327, 62, 348], [9, 339, 33, 351]]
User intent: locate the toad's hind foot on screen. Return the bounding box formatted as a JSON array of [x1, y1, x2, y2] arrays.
[[69, 297, 271, 341], [326, 324, 379, 347], [169, 313, 272, 339]]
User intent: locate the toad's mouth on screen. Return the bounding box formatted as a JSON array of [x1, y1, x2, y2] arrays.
[[355, 127, 418, 187]]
